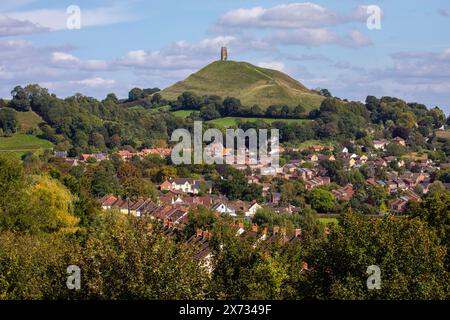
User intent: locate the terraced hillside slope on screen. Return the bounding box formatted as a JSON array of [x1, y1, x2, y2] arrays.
[[161, 60, 324, 110]]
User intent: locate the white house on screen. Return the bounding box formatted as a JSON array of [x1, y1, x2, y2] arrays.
[[245, 202, 263, 218], [213, 202, 237, 217]]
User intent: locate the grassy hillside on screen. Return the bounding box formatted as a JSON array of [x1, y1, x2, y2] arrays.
[[16, 111, 44, 133], [0, 133, 53, 158], [161, 60, 324, 111]]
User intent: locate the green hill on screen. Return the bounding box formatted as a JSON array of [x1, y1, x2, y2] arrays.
[[0, 133, 53, 158], [16, 111, 44, 133], [161, 60, 324, 110]]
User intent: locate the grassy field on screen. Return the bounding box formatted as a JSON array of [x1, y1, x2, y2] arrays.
[[172, 110, 195, 118], [161, 60, 324, 110], [403, 152, 428, 161], [285, 139, 337, 150], [206, 117, 311, 128], [436, 129, 450, 140], [318, 218, 339, 225], [0, 133, 53, 158], [16, 111, 43, 133]]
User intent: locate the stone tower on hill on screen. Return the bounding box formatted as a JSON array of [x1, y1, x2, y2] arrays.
[[221, 47, 228, 61]]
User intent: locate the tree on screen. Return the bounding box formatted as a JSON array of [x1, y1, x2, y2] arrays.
[[128, 88, 143, 101], [410, 191, 450, 268], [25, 175, 79, 233], [104, 93, 119, 104], [429, 107, 446, 128], [428, 181, 446, 194], [319, 88, 332, 97], [84, 161, 121, 197], [122, 177, 157, 201], [309, 188, 335, 213], [80, 211, 208, 299], [10, 86, 31, 111], [397, 112, 416, 129], [223, 97, 241, 116], [306, 211, 449, 299], [0, 108, 19, 134]]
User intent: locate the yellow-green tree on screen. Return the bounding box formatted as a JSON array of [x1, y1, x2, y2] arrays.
[[26, 175, 79, 233]]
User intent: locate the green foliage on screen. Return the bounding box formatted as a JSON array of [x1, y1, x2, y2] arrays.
[[0, 108, 19, 135], [216, 167, 262, 201], [309, 188, 336, 213], [306, 211, 449, 299]]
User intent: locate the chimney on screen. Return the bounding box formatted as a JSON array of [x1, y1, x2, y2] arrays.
[[221, 46, 228, 61], [196, 228, 202, 237], [202, 230, 209, 239], [251, 224, 258, 233], [238, 222, 244, 229], [295, 228, 302, 237], [273, 226, 279, 235]]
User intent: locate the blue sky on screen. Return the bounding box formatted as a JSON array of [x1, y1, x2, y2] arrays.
[[1, 0, 449, 113]]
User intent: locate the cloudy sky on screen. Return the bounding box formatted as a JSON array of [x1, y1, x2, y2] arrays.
[[1, 0, 449, 113]]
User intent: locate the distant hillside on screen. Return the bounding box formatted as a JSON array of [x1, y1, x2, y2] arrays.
[[16, 111, 44, 133], [161, 61, 324, 110]]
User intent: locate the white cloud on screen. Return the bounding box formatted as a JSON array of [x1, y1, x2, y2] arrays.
[[344, 30, 371, 48], [0, 15, 49, 37], [213, 3, 374, 49], [269, 28, 340, 46], [52, 52, 77, 62], [72, 77, 116, 87], [268, 28, 371, 47], [215, 3, 377, 30], [6, 4, 138, 31], [216, 3, 340, 29]]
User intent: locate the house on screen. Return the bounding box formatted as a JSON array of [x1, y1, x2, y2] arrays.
[[245, 202, 263, 218], [65, 158, 79, 167], [318, 154, 335, 162], [247, 176, 261, 184], [342, 158, 356, 168], [159, 178, 212, 194], [389, 198, 408, 212], [392, 136, 406, 146], [260, 166, 282, 176], [373, 139, 390, 150], [386, 180, 399, 193], [271, 192, 281, 204], [283, 163, 298, 174], [213, 202, 236, 217], [159, 180, 173, 191], [309, 145, 324, 152], [139, 148, 172, 158], [186, 229, 214, 273], [307, 154, 319, 162], [54, 151, 67, 158], [97, 194, 118, 210], [298, 168, 315, 181], [159, 194, 184, 205], [304, 177, 331, 190], [358, 155, 369, 163], [79, 153, 109, 162], [332, 184, 354, 201], [117, 150, 134, 161]]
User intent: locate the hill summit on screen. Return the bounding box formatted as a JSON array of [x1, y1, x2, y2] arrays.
[[160, 60, 324, 110]]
